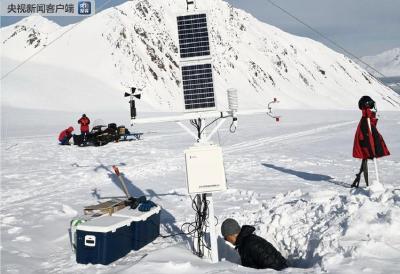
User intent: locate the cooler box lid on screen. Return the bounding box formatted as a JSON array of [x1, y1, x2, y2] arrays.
[[77, 215, 131, 233], [113, 206, 161, 221]]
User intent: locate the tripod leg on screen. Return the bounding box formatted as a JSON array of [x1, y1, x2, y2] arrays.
[[351, 174, 360, 188], [351, 161, 363, 188], [363, 159, 369, 187]]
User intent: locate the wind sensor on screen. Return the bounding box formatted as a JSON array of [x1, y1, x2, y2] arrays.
[[124, 87, 141, 119], [185, 0, 195, 11]]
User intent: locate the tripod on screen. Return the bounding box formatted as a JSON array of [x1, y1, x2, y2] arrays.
[[351, 159, 368, 188]]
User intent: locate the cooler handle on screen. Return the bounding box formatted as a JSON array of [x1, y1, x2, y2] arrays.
[[84, 235, 96, 247]]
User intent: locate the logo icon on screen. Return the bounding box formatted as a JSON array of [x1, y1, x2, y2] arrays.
[[78, 1, 91, 15]]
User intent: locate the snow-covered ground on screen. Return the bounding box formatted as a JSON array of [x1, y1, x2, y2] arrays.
[[1, 1, 400, 272], [1, 109, 399, 273]]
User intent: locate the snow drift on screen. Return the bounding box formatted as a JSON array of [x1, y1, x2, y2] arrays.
[[1, 0, 400, 112], [106, 182, 400, 273], [223, 183, 400, 273]]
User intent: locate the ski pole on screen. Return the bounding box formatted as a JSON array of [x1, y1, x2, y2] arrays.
[[366, 118, 381, 185], [112, 165, 131, 198]]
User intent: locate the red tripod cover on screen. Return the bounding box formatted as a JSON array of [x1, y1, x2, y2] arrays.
[[353, 108, 390, 159]]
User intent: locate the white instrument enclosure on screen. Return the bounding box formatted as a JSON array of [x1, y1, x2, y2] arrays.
[[184, 144, 227, 194]]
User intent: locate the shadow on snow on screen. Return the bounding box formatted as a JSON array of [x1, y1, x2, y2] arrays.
[[262, 163, 350, 188]]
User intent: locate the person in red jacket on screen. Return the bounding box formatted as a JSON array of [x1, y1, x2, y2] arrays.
[[58, 126, 74, 145], [351, 96, 390, 188], [78, 114, 90, 141]]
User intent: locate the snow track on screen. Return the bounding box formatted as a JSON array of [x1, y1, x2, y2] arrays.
[[225, 120, 357, 153]]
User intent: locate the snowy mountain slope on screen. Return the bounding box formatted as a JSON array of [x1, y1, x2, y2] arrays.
[[2, 57, 128, 112], [1, 15, 61, 60], [1, 0, 400, 112], [362, 48, 400, 77]]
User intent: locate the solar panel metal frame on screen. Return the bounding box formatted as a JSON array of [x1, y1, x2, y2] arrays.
[[177, 13, 211, 60], [176, 12, 217, 112], [181, 62, 216, 111]]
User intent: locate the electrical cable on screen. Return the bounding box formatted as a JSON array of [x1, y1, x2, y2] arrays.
[[200, 112, 235, 136], [229, 119, 237, 133], [200, 117, 222, 135], [265, 0, 400, 89], [156, 194, 213, 257], [163, 194, 210, 256], [190, 119, 202, 139]]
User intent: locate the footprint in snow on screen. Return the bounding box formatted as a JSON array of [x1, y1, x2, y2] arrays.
[[2, 216, 17, 225], [8, 227, 22, 235], [12, 236, 31, 242]]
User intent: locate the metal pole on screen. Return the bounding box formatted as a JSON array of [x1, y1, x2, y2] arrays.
[[195, 194, 203, 257], [176, 122, 199, 141], [197, 122, 219, 263], [131, 108, 277, 126], [199, 118, 206, 141], [372, 158, 380, 184], [112, 166, 131, 199], [205, 118, 226, 142], [206, 193, 219, 263], [366, 118, 381, 184]]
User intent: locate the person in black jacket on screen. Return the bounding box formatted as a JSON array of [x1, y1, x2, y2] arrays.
[[221, 218, 288, 270]]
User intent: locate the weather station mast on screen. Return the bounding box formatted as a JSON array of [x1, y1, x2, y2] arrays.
[[127, 0, 280, 263]]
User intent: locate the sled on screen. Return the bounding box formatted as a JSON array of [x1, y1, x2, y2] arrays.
[[120, 132, 143, 141], [84, 199, 126, 215], [83, 166, 132, 215]]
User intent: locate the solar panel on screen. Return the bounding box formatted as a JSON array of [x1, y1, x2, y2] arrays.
[[177, 13, 210, 59], [181, 63, 216, 110]]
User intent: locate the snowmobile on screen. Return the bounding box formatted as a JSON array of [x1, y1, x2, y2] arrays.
[[72, 124, 143, 147]]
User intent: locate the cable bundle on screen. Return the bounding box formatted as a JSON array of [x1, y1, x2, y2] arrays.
[[159, 194, 214, 258]]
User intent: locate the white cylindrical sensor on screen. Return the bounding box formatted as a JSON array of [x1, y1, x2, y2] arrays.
[[227, 88, 238, 112]]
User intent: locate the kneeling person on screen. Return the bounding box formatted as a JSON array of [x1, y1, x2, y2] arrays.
[[221, 218, 288, 270], [58, 126, 74, 145]]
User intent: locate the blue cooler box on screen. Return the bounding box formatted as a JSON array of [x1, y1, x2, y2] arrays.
[[76, 206, 161, 265], [113, 206, 161, 251]]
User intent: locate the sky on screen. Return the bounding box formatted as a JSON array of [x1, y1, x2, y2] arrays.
[[1, 0, 399, 57]]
